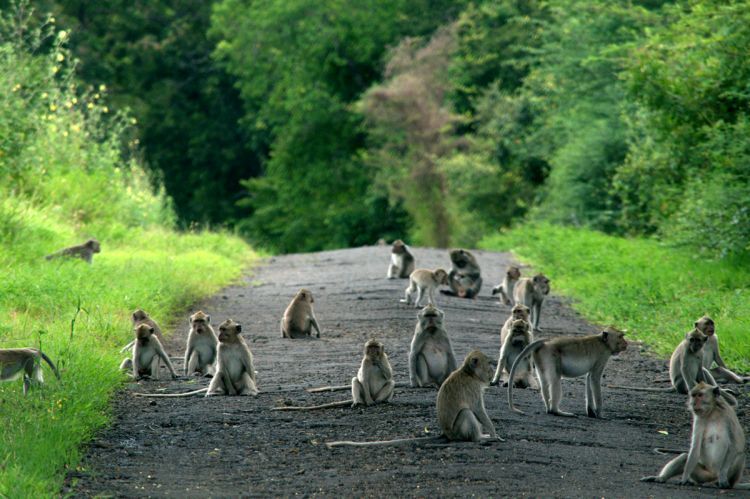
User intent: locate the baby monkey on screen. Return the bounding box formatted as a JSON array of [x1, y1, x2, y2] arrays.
[[120, 323, 178, 380], [441, 249, 482, 299], [491, 266, 521, 306], [641, 382, 750, 489], [401, 268, 449, 308], [491, 318, 534, 389], [45, 238, 101, 264], [0, 348, 61, 395]]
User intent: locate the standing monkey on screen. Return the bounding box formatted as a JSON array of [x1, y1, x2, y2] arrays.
[[492, 266, 521, 306], [696, 315, 748, 384], [0, 348, 61, 395], [401, 268, 449, 308], [641, 382, 750, 489], [184, 310, 218, 376], [120, 323, 178, 380], [387, 239, 415, 279], [441, 249, 482, 299], [45, 238, 101, 264], [508, 327, 627, 417], [513, 273, 550, 332], [409, 304, 457, 388], [281, 288, 322, 338]]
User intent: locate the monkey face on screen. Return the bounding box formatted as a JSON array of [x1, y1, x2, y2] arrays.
[[602, 327, 627, 355], [366, 345, 382, 359], [533, 274, 550, 295], [687, 330, 707, 353], [392, 240, 405, 254], [464, 350, 493, 383], [132, 309, 148, 322], [297, 288, 314, 303], [135, 324, 154, 343], [690, 382, 719, 416], [695, 316, 715, 336], [87, 239, 101, 253], [449, 249, 470, 268], [218, 320, 241, 342], [434, 269, 449, 285], [507, 266, 521, 279], [418, 305, 443, 330], [511, 304, 530, 322]]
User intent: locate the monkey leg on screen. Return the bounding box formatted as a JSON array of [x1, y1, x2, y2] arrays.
[[187, 352, 200, 375], [414, 287, 424, 308], [237, 373, 258, 396], [415, 355, 431, 387], [641, 453, 688, 483], [149, 357, 161, 380], [373, 380, 395, 403], [427, 287, 436, 306], [206, 374, 227, 396], [387, 264, 397, 279], [351, 377, 368, 406], [452, 408, 482, 442], [711, 366, 745, 384], [119, 358, 133, 371], [23, 374, 31, 395], [549, 376, 575, 417]]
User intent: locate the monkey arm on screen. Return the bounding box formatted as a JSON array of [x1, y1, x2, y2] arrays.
[[310, 316, 321, 338], [681, 421, 703, 484], [183, 343, 194, 376], [408, 341, 422, 387], [475, 403, 497, 438], [387, 263, 397, 279], [221, 369, 238, 395], [241, 353, 257, 384], [120, 340, 135, 353], [446, 346, 458, 374], [681, 359, 697, 391], [491, 347, 508, 386], [155, 343, 178, 378]]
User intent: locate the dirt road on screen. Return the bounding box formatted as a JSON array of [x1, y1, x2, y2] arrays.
[[66, 246, 749, 497]]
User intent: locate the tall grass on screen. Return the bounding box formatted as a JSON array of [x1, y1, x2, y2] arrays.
[[480, 224, 750, 372], [0, 6, 255, 496]]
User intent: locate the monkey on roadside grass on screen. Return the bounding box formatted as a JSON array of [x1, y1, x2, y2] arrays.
[[513, 273, 550, 332], [695, 315, 749, 384], [134, 319, 257, 398], [491, 318, 535, 389], [401, 269, 449, 308], [120, 323, 178, 380], [274, 339, 395, 411], [325, 350, 501, 448], [120, 309, 163, 353], [608, 328, 737, 405], [409, 304, 457, 388], [441, 249, 482, 299], [641, 382, 750, 490], [508, 327, 628, 418], [281, 288, 322, 339], [184, 310, 218, 377], [0, 348, 61, 395], [45, 238, 101, 264], [491, 266, 521, 306], [387, 239, 416, 279]]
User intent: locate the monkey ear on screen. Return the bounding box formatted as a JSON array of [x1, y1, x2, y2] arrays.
[[206, 314, 211, 323], [712, 386, 720, 397], [694, 321, 699, 328], [470, 356, 479, 368], [601, 330, 609, 341], [149, 327, 154, 334], [236, 324, 242, 333]]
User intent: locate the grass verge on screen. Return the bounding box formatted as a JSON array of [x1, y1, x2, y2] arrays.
[[0, 228, 256, 497], [480, 224, 750, 372]]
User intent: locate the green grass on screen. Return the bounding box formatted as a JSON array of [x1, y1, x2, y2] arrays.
[[479, 224, 750, 372], [0, 226, 255, 497]]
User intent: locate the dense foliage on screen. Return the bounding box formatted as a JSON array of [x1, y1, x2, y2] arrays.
[[24, 0, 750, 256]]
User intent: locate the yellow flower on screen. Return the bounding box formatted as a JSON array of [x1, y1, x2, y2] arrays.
[[71, 124, 81, 133], [52, 66, 60, 74], [99, 84, 106, 92], [130, 118, 137, 125], [12, 83, 20, 92], [49, 104, 57, 112], [87, 102, 94, 109], [56, 53, 65, 62], [72, 97, 78, 104], [42, 92, 49, 99], [62, 130, 69, 137], [65, 101, 73, 109], [103, 106, 109, 113], [94, 93, 100, 99]]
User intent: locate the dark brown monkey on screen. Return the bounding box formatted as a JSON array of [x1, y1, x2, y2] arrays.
[[45, 238, 100, 264], [440, 249, 482, 299]]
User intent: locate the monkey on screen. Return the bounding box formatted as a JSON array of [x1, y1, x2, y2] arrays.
[[513, 273, 550, 332], [120, 309, 163, 353], [184, 310, 218, 376], [641, 382, 750, 489], [491, 266, 521, 306], [0, 348, 61, 395], [508, 327, 628, 418], [490, 304, 532, 387], [325, 351, 502, 447], [695, 315, 748, 384], [45, 238, 101, 264], [409, 304, 457, 388], [491, 319, 535, 389], [281, 288, 322, 339], [273, 339, 395, 411], [119, 323, 178, 380], [440, 249, 482, 299], [401, 268, 449, 308], [387, 239, 416, 279], [134, 319, 257, 397], [608, 328, 737, 405]]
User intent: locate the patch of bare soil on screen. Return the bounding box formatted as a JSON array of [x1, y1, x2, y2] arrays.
[[65, 247, 749, 497]]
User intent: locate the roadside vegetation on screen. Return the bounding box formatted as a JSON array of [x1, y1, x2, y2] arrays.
[[481, 225, 750, 371], [0, 9, 254, 496]]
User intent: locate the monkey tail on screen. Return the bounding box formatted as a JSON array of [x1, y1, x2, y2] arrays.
[[606, 384, 673, 392], [133, 388, 208, 397], [507, 339, 546, 413], [39, 351, 61, 380], [272, 400, 352, 411], [306, 384, 351, 393], [325, 435, 446, 448], [653, 448, 684, 455]]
